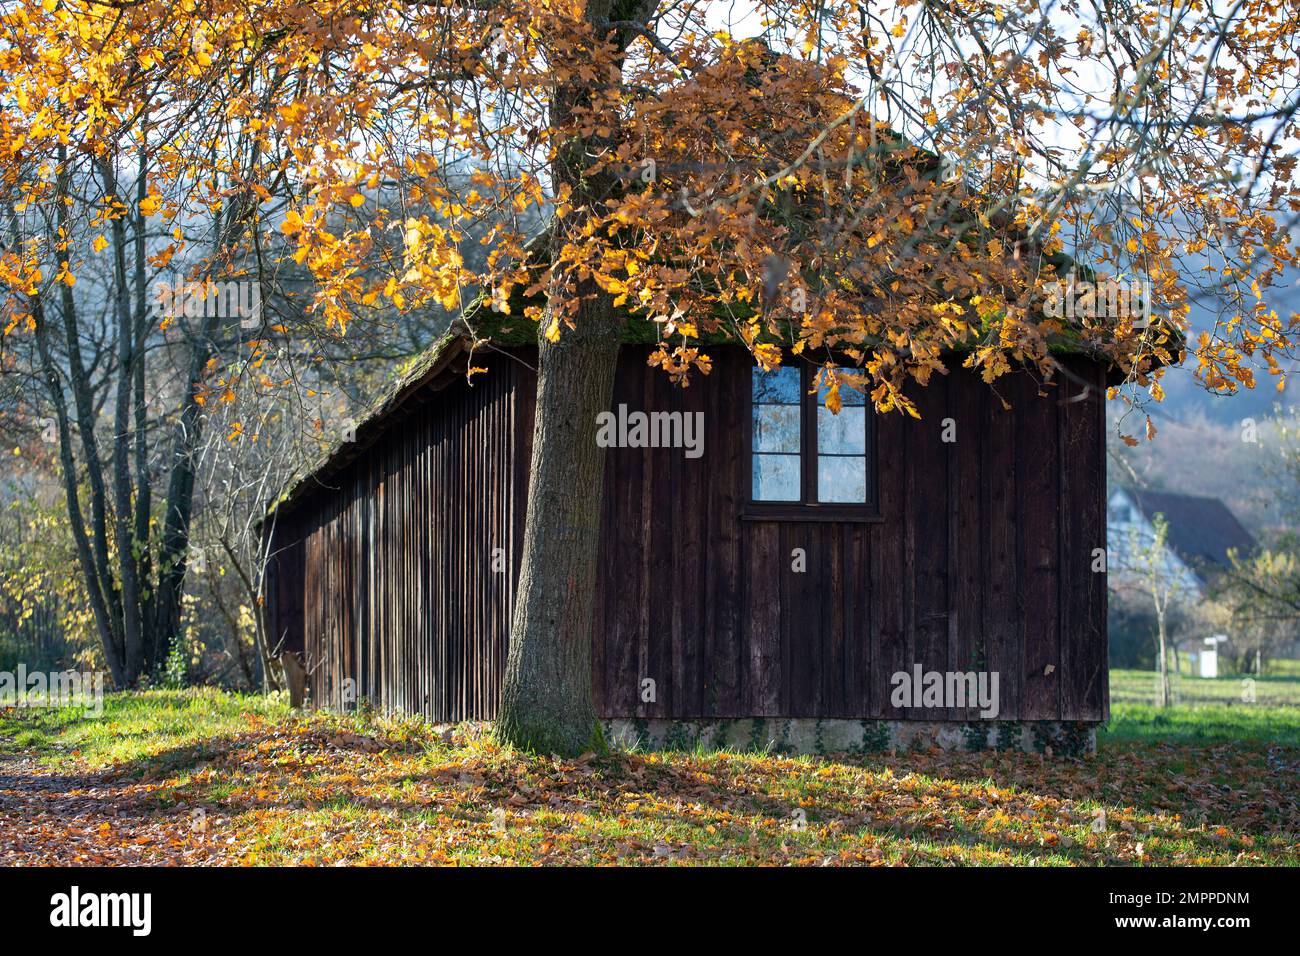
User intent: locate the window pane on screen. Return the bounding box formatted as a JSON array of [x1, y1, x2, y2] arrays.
[[818, 456, 867, 503], [753, 454, 801, 501], [752, 366, 801, 404], [817, 405, 866, 455], [753, 403, 801, 453]]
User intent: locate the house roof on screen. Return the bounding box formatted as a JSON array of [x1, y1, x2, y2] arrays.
[[1121, 488, 1256, 571]]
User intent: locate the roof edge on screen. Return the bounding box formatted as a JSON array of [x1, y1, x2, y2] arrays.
[[262, 330, 470, 522]]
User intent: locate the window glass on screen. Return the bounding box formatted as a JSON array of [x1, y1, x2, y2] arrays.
[[753, 453, 801, 501], [751, 367, 801, 501], [751, 365, 871, 506], [818, 455, 867, 503], [753, 404, 801, 452], [815, 376, 868, 503], [817, 406, 866, 455]]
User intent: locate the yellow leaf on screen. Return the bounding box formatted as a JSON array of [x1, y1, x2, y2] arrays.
[[92, 235, 108, 253], [754, 343, 782, 369], [825, 382, 842, 415]]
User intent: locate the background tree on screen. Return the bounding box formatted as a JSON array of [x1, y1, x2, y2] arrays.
[[1212, 404, 1300, 671], [1108, 500, 1202, 703]]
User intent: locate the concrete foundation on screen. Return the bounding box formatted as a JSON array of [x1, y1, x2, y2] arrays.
[[602, 717, 1097, 757]]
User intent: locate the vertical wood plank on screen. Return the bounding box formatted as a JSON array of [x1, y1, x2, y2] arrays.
[[1018, 371, 1062, 720], [1060, 358, 1108, 720]]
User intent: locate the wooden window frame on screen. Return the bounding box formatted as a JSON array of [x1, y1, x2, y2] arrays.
[[745, 361, 880, 523]]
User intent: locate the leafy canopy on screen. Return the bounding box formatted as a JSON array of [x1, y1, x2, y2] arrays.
[[1, 0, 1297, 426]]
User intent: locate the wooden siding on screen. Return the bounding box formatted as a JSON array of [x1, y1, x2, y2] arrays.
[[263, 510, 306, 658], [588, 346, 1108, 721], [268, 353, 522, 720], [267, 343, 1109, 723]]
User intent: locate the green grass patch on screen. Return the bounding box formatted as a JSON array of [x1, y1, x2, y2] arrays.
[[0, 687, 290, 769], [1104, 702, 1300, 746], [1110, 666, 1300, 708], [1104, 666, 1300, 745]]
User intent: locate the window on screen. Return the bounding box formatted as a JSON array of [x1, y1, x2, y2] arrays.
[[750, 363, 874, 511], [751, 366, 802, 501]]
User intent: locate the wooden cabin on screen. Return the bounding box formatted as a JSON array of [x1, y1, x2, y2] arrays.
[[262, 327, 1109, 752]]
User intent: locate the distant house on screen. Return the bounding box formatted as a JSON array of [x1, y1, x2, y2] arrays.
[[1106, 487, 1256, 600]]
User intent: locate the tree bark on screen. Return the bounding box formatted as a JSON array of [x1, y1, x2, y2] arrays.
[[132, 145, 157, 669], [495, 292, 621, 755], [492, 0, 645, 755], [1155, 600, 1170, 707]]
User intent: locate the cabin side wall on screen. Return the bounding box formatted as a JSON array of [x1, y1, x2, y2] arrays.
[[584, 346, 1108, 722], [267, 352, 523, 720]]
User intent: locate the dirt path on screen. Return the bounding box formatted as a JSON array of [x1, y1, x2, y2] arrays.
[[0, 753, 217, 865]]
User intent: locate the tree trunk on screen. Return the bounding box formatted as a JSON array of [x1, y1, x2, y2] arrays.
[[28, 293, 127, 687], [495, 294, 621, 755], [150, 319, 214, 669], [491, 0, 639, 755], [100, 158, 147, 684], [51, 157, 127, 674], [152, 199, 242, 670], [1155, 605, 1170, 707]]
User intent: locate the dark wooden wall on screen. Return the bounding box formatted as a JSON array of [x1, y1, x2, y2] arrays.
[[267, 353, 523, 720], [587, 346, 1108, 722], [263, 511, 305, 657], [268, 343, 1108, 723]]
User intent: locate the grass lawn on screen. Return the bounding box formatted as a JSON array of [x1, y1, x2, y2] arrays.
[[1106, 667, 1300, 745], [0, 682, 1296, 866]]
